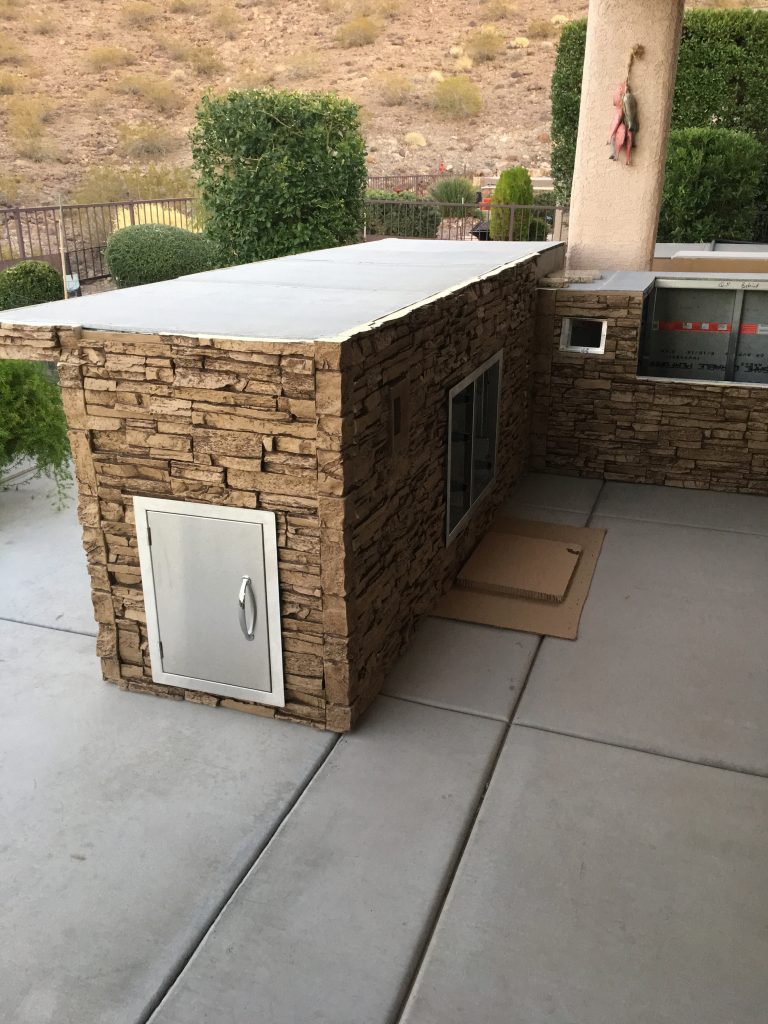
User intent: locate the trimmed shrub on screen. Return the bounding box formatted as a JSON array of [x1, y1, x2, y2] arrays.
[[432, 76, 482, 118], [365, 190, 442, 238], [429, 175, 478, 216], [552, 10, 768, 201], [489, 166, 534, 240], [658, 128, 763, 243], [0, 260, 62, 308], [105, 224, 219, 288], [0, 261, 70, 494], [191, 90, 367, 263]]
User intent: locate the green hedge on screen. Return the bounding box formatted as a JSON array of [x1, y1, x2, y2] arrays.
[[658, 128, 763, 243], [365, 189, 442, 238], [552, 10, 768, 202], [0, 260, 62, 310], [191, 90, 367, 263], [105, 223, 219, 288], [550, 19, 587, 204], [0, 261, 69, 495]]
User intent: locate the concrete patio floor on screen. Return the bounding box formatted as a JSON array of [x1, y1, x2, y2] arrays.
[[1, 472, 767, 1024]]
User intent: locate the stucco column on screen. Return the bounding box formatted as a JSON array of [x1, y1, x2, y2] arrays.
[[566, 0, 685, 272]]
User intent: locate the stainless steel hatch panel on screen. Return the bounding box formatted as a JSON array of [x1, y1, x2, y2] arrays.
[[639, 287, 737, 381], [133, 497, 284, 707]]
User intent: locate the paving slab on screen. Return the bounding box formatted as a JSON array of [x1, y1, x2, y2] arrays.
[[0, 619, 334, 1024], [382, 617, 540, 720], [516, 515, 768, 774], [0, 476, 94, 635], [498, 500, 589, 527], [597, 480, 768, 536], [400, 726, 768, 1024], [150, 697, 504, 1024], [508, 472, 603, 513]]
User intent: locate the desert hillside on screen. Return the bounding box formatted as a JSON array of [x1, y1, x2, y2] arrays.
[[0, 0, 760, 206]]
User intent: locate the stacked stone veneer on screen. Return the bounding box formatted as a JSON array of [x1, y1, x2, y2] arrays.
[[0, 258, 538, 731], [531, 287, 768, 494], [328, 259, 537, 726]]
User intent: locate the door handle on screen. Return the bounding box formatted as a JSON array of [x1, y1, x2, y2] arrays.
[[238, 575, 257, 640]]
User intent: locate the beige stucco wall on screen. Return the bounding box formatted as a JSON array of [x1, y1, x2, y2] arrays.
[[566, 0, 685, 273]]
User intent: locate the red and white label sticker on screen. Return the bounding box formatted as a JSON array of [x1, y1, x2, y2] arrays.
[[739, 323, 768, 335], [654, 320, 731, 333]]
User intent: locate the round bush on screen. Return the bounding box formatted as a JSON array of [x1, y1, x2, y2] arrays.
[[105, 223, 219, 288], [365, 190, 442, 239], [0, 260, 62, 311]]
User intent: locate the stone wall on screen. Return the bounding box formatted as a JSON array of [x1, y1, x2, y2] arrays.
[[2, 323, 330, 728], [0, 258, 539, 731], [532, 287, 768, 494], [327, 261, 538, 729]]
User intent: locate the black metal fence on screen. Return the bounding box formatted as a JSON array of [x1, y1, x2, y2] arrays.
[[0, 198, 196, 283], [366, 173, 453, 195], [0, 196, 568, 285], [364, 200, 569, 243]]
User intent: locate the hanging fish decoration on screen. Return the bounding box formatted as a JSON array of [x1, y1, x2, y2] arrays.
[[608, 45, 643, 166]]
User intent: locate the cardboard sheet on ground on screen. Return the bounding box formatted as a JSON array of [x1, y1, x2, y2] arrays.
[[435, 517, 606, 640]]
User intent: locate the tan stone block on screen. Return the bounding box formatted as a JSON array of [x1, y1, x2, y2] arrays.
[[88, 417, 124, 431], [148, 433, 192, 453], [100, 656, 121, 683], [175, 368, 241, 389], [258, 473, 318, 498], [220, 697, 275, 719], [324, 704, 352, 732], [96, 624, 117, 658], [184, 690, 219, 706], [194, 428, 263, 459], [91, 588, 115, 625]]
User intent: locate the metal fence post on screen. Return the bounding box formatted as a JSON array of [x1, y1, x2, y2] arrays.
[[13, 206, 26, 260], [129, 201, 136, 226], [508, 205, 516, 241]]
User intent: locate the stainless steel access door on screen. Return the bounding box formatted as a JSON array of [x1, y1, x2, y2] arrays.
[[133, 497, 285, 707]]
